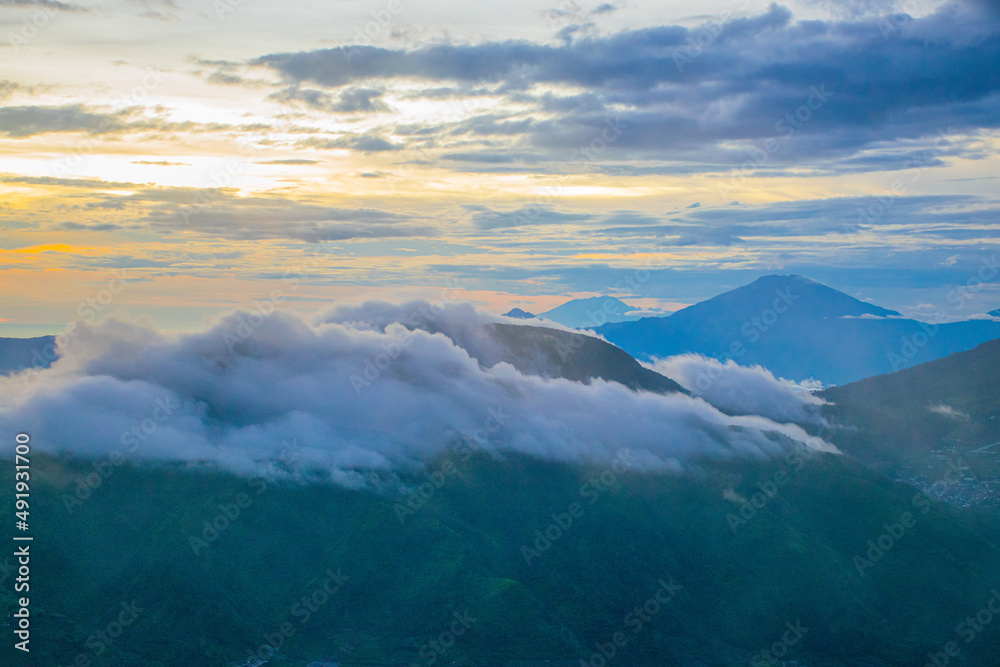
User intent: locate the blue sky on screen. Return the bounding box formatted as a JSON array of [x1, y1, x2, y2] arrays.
[[1, 0, 999, 335]]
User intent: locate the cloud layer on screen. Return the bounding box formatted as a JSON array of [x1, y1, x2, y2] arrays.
[[0, 304, 834, 485], [250, 0, 1000, 172], [648, 354, 827, 424]]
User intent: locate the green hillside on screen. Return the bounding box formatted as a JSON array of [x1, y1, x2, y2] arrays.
[[821, 337, 1000, 463], [2, 448, 999, 666]]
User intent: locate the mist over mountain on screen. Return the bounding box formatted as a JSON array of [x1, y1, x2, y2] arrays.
[[598, 275, 1000, 386], [5, 0, 1000, 664], [2, 300, 999, 666], [648, 355, 826, 425], [0, 302, 832, 486]]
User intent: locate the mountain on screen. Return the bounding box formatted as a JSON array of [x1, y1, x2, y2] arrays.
[[5, 448, 999, 666], [0, 335, 56, 374], [389, 317, 686, 395], [821, 337, 1000, 465], [4, 307, 1000, 666], [597, 275, 1000, 386], [989, 309, 1000, 317], [536, 296, 652, 329], [486, 323, 685, 394], [503, 308, 535, 319]]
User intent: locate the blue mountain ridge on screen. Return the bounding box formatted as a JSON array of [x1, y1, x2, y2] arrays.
[[596, 274, 1000, 386]]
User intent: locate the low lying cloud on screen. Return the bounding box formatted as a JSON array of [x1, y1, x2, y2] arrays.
[[0, 304, 835, 486], [927, 403, 971, 421], [647, 354, 827, 425]]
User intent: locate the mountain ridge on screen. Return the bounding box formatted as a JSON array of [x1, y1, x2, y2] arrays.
[[597, 274, 1000, 386]]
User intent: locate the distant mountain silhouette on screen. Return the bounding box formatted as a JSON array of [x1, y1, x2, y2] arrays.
[[535, 296, 648, 329], [0, 335, 56, 374], [503, 307, 535, 319], [598, 275, 1000, 386]]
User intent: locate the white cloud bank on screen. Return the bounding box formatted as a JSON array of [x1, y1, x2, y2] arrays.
[[0, 303, 835, 486], [647, 354, 827, 425]]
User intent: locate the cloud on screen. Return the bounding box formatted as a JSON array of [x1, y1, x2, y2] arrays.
[[0, 305, 835, 485], [297, 134, 401, 152], [131, 160, 190, 166], [138, 191, 436, 242], [270, 86, 389, 113], [927, 403, 971, 420], [249, 1, 1000, 172], [602, 194, 1000, 244], [801, 0, 906, 19], [0, 0, 89, 12], [257, 159, 321, 165], [0, 176, 438, 243], [0, 105, 136, 137], [0, 81, 18, 102], [468, 204, 594, 230], [647, 354, 827, 424], [0, 104, 240, 138]]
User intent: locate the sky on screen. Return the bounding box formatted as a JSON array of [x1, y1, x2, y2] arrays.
[[2, 0, 999, 336]]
